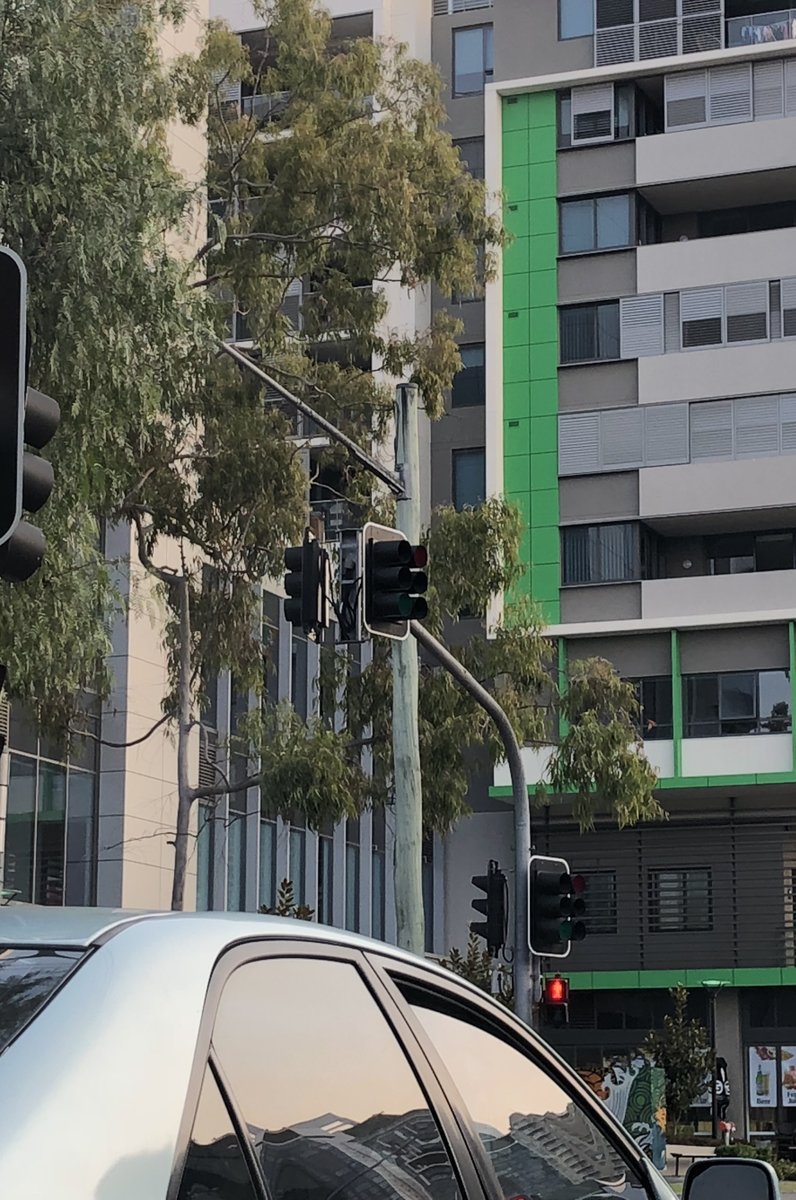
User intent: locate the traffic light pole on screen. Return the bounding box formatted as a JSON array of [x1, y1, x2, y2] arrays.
[[393, 384, 425, 956], [410, 619, 540, 1029]]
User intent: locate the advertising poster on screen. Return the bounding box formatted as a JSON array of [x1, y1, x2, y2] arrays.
[[749, 1045, 777, 1108], [781, 1047, 796, 1107]]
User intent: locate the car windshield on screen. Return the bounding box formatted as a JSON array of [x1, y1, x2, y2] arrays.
[[0, 947, 85, 1053]]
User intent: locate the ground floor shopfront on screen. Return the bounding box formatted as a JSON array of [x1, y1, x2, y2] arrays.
[[545, 981, 796, 1148]]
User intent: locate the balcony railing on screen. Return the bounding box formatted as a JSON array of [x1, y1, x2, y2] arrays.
[[595, 10, 722, 65], [727, 8, 796, 48], [432, 0, 491, 13], [242, 91, 291, 122]]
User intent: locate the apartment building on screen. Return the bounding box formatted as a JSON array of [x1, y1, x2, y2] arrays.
[[427, 0, 796, 1142]]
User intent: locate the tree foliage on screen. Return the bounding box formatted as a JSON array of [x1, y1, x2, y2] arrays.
[[0, 0, 662, 895], [442, 932, 513, 1008], [643, 986, 713, 1129]]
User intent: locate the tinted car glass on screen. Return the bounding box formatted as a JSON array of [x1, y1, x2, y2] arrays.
[[0, 947, 84, 1052], [177, 1064, 258, 1200], [406, 991, 650, 1200], [212, 957, 462, 1200]]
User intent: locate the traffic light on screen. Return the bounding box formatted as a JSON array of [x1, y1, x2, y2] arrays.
[[362, 521, 428, 641], [470, 859, 508, 956], [542, 974, 570, 1028], [283, 528, 331, 640], [529, 854, 586, 959], [0, 246, 27, 547], [0, 387, 61, 583]]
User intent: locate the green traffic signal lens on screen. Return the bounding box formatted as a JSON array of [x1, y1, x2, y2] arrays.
[[559, 919, 572, 939], [396, 594, 413, 617]]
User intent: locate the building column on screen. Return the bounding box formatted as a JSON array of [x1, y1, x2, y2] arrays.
[[671, 629, 683, 779], [716, 987, 745, 1138]]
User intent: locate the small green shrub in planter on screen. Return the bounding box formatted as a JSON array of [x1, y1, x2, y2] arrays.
[[716, 1143, 774, 1164]]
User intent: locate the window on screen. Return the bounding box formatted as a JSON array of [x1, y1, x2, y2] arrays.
[[372, 807, 386, 941], [290, 628, 308, 719], [402, 989, 646, 1200], [562, 521, 659, 585], [648, 868, 712, 933], [683, 670, 791, 737], [708, 531, 795, 575], [559, 403, 690, 476], [582, 872, 618, 935], [259, 817, 277, 910], [4, 701, 98, 907], [317, 824, 334, 925], [560, 0, 594, 38], [346, 817, 360, 931], [212, 957, 462, 1200], [560, 302, 620, 363], [698, 202, 796, 240], [559, 83, 637, 148], [451, 344, 485, 407], [452, 447, 485, 510], [176, 1065, 258, 1200], [453, 136, 484, 179], [678, 281, 769, 350], [632, 676, 674, 740], [560, 194, 633, 254], [0, 949, 85, 1054], [452, 25, 493, 97], [196, 801, 214, 911]]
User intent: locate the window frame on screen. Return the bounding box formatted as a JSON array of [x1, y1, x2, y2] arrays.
[[452, 24, 494, 99], [682, 669, 792, 738], [559, 300, 621, 365], [559, 0, 595, 39], [561, 520, 649, 586], [559, 192, 635, 256], [453, 136, 485, 180], [372, 954, 660, 1200], [451, 343, 486, 408], [167, 941, 485, 1200], [648, 867, 713, 934], [452, 446, 486, 511]]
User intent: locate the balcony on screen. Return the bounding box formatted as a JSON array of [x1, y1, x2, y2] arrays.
[[726, 8, 796, 48], [433, 0, 491, 12], [636, 227, 796, 294], [594, 8, 722, 67]]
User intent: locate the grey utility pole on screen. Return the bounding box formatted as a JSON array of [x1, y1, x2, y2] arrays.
[[392, 384, 425, 956], [411, 620, 540, 1029]]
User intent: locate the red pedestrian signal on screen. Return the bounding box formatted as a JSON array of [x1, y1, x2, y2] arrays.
[[542, 975, 570, 1028]]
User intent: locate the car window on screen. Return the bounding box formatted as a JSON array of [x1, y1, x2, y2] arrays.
[[0, 947, 85, 1053], [176, 1064, 258, 1199], [211, 956, 462, 1200], [405, 989, 649, 1200]]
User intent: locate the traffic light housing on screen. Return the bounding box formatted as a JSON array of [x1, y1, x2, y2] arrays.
[[0, 387, 61, 583], [470, 859, 508, 956], [362, 521, 428, 641], [542, 974, 570, 1028], [0, 247, 27, 548], [529, 854, 586, 959], [283, 528, 331, 640]]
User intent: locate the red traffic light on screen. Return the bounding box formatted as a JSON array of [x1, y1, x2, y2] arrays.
[[544, 976, 569, 1005], [571, 873, 586, 895], [411, 544, 428, 569]]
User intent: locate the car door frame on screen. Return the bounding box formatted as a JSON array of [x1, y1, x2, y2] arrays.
[[365, 951, 673, 1200], [166, 936, 493, 1200]]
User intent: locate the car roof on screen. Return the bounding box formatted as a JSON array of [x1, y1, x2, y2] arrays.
[[0, 904, 457, 988]]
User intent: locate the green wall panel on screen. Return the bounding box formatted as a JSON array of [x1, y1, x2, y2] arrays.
[[502, 90, 559, 621]]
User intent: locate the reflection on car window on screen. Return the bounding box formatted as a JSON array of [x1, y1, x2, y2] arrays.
[[408, 998, 648, 1200], [0, 947, 84, 1053], [212, 957, 462, 1200], [176, 1064, 258, 1199]]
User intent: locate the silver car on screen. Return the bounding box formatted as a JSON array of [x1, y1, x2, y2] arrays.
[[0, 907, 775, 1200]]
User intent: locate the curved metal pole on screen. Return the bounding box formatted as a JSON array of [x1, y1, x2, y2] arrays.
[[410, 620, 539, 1029]]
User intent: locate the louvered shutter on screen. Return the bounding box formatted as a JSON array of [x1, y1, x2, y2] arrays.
[[664, 292, 681, 353], [600, 407, 644, 468], [753, 59, 784, 120], [620, 294, 665, 359], [665, 70, 708, 130], [691, 400, 734, 460], [572, 84, 615, 144], [559, 413, 601, 476], [215, 74, 242, 107], [785, 59, 796, 116], [733, 395, 780, 457], [282, 276, 303, 329], [708, 63, 752, 125], [690, 399, 733, 460], [780, 394, 796, 452], [781, 277, 796, 338], [643, 403, 690, 465], [725, 280, 768, 344], [770, 281, 782, 339], [639, 19, 677, 60], [681, 11, 722, 55], [681, 287, 723, 348], [595, 26, 635, 65]]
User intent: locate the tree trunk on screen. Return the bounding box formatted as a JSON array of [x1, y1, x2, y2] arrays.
[[171, 574, 194, 911]]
